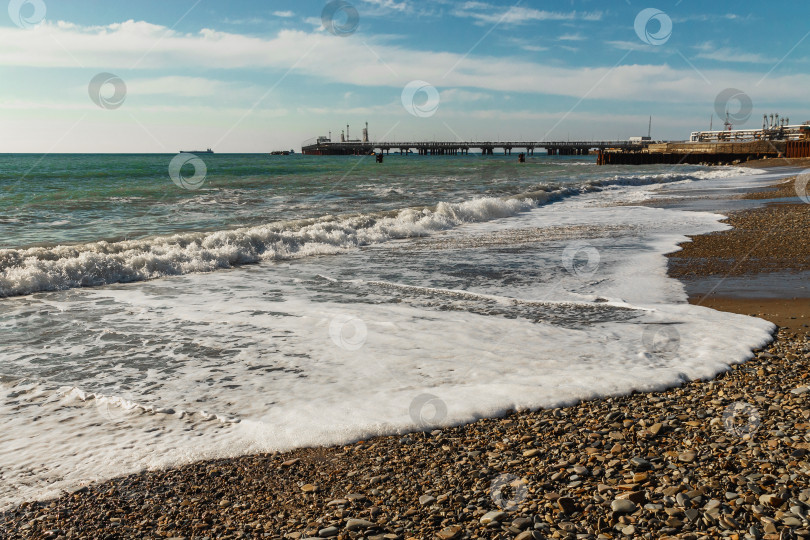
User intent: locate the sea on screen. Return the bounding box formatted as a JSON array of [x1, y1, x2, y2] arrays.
[[0, 153, 789, 509]]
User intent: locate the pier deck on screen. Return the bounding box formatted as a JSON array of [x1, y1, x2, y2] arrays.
[[301, 140, 646, 156]]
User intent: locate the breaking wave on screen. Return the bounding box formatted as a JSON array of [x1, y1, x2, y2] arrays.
[[0, 168, 752, 297]]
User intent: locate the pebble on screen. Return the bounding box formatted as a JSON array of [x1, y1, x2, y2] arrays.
[[760, 493, 784, 507], [678, 450, 697, 463], [346, 518, 375, 531], [629, 457, 652, 471], [611, 499, 637, 515], [557, 496, 578, 514], [480, 510, 507, 524], [435, 525, 462, 540], [418, 494, 436, 506]]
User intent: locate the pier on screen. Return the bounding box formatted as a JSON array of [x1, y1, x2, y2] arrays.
[[301, 139, 645, 156], [302, 117, 810, 164]]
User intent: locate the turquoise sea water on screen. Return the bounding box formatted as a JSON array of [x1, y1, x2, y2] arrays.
[[1, 153, 684, 250]]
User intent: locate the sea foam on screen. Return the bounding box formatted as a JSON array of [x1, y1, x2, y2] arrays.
[[0, 167, 754, 297]]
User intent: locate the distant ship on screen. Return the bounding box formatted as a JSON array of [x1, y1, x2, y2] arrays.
[[179, 148, 214, 154], [270, 149, 295, 155]]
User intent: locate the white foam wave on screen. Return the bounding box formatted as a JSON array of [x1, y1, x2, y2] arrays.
[[0, 197, 534, 297], [63, 386, 238, 424], [0, 166, 753, 298], [592, 166, 760, 188]]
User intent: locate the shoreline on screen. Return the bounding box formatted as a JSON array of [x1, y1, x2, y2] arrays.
[[4, 165, 810, 539], [667, 171, 810, 334]]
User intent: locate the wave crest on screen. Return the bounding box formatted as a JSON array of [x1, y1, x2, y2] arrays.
[[0, 197, 533, 297], [0, 167, 746, 297]]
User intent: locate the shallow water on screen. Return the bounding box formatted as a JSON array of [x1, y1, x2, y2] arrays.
[[0, 154, 789, 508]]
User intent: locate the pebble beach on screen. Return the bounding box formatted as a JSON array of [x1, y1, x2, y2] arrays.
[[3, 168, 810, 540]]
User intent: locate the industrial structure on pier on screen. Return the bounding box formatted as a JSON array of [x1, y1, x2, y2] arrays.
[[599, 113, 810, 165], [301, 123, 648, 156], [689, 114, 807, 143]]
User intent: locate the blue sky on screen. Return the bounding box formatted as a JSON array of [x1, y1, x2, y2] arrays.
[[1, 0, 809, 152]]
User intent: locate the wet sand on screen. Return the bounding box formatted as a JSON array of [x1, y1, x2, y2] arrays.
[[693, 297, 809, 334], [668, 171, 810, 335]]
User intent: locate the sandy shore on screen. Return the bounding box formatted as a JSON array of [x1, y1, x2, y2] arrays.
[[3, 168, 810, 539]]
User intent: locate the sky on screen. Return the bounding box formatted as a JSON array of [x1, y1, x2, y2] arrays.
[[1, 0, 809, 152]]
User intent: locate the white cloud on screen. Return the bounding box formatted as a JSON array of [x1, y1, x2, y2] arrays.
[[606, 40, 666, 52], [223, 17, 267, 25], [273, 11, 295, 18], [440, 88, 492, 102], [304, 16, 324, 29], [505, 37, 549, 53], [360, 0, 410, 12], [558, 33, 585, 42], [0, 99, 287, 118], [693, 42, 776, 64], [671, 13, 749, 23], [126, 76, 248, 98], [698, 48, 775, 64], [521, 45, 548, 52], [452, 3, 602, 25], [1, 20, 808, 107]]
